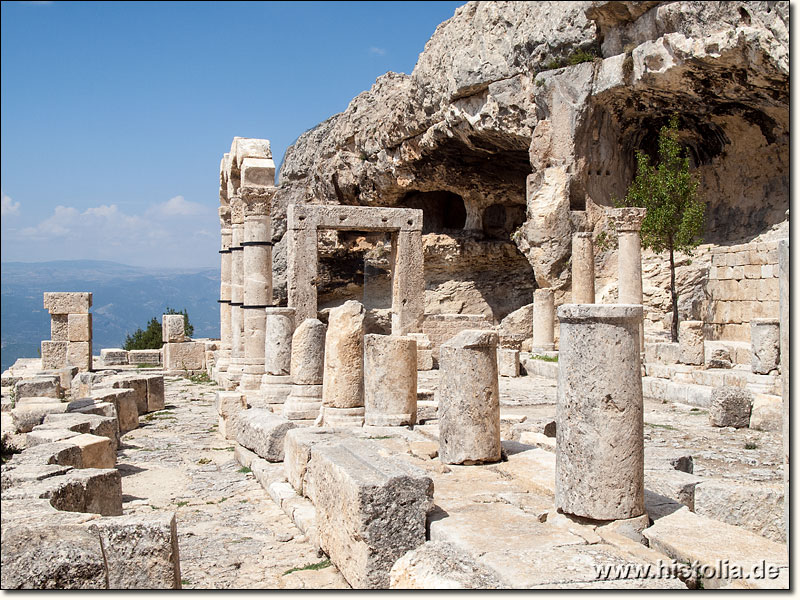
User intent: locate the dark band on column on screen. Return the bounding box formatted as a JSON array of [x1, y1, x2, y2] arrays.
[[241, 304, 270, 310], [241, 241, 274, 247], [219, 249, 232, 254]]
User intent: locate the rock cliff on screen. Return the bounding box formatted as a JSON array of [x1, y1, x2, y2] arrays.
[[269, 1, 789, 330]]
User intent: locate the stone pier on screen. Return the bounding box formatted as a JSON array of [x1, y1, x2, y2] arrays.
[[364, 334, 417, 426], [321, 301, 366, 427], [227, 196, 245, 386], [555, 304, 644, 521], [778, 239, 788, 543], [438, 330, 501, 465], [532, 288, 555, 352], [284, 318, 326, 420], [216, 205, 233, 380], [42, 292, 93, 372], [239, 185, 275, 395], [260, 307, 295, 407], [679, 320, 704, 365], [571, 232, 595, 304]]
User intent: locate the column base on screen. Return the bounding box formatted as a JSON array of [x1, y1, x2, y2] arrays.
[[321, 406, 365, 428], [283, 384, 322, 420], [530, 344, 556, 353], [364, 412, 416, 427], [260, 374, 292, 405], [240, 361, 266, 391], [227, 358, 245, 384]]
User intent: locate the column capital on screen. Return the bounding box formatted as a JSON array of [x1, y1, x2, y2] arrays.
[[219, 205, 231, 228], [230, 196, 245, 225], [240, 185, 274, 217], [609, 207, 647, 232]]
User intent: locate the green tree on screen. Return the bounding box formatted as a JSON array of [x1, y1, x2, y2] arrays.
[[620, 116, 705, 343], [123, 307, 194, 350]]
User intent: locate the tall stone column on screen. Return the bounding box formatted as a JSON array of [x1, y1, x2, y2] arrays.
[[610, 208, 646, 304], [239, 186, 274, 395], [555, 304, 644, 521], [286, 219, 319, 324], [227, 196, 245, 385], [261, 307, 295, 407], [778, 239, 789, 544], [532, 288, 555, 352], [390, 229, 425, 335], [216, 206, 233, 379], [321, 300, 366, 427], [571, 232, 595, 304]]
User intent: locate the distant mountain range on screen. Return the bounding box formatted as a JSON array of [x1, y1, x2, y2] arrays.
[[1, 260, 220, 372]]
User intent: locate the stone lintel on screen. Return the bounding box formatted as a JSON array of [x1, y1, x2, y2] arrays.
[[287, 204, 422, 232]]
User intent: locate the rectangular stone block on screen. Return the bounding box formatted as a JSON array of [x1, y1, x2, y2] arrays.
[[694, 481, 785, 544], [162, 314, 186, 343], [15, 375, 62, 399], [42, 340, 68, 370], [283, 428, 350, 496], [233, 408, 296, 462], [45, 468, 123, 516], [240, 156, 276, 187], [70, 433, 116, 469], [214, 391, 246, 440], [163, 342, 204, 371], [50, 314, 69, 341], [67, 313, 92, 342], [101, 348, 129, 366], [88, 513, 181, 589], [90, 389, 138, 434], [143, 374, 165, 412], [126, 349, 162, 366], [110, 376, 149, 415], [417, 349, 433, 371], [43, 292, 92, 315], [66, 341, 92, 371], [644, 469, 703, 510], [749, 394, 782, 432], [498, 348, 520, 377], [43, 412, 120, 452], [305, 439, 434, 589], [67, 399, 117, 420]]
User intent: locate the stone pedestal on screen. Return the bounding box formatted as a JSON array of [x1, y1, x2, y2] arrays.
[[364, 335, 417, 426], [438, 330, 500, 465], [571, 232, 595, 304], [750, 318, 780, 374], [260, 307, 296, 406], [778, 239, 788, 543], [532, 288, 555, 351], [679, 320, 704, 365], [321, 301, 365, 427], [555, 304, 644, 521], [284, 318, 326, 420]]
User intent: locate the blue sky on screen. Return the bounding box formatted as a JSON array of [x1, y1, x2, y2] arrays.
[[1, 0, 464, 268]]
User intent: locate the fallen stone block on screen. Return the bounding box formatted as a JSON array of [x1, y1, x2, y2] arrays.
[[214, 391, 246, 440], [519, 431, 555, 452], [305, 439, 434, 588], [643, 447, 694, 473], [694, 480, 785, 543], [42, 412, 119, 452], [142, 374, 165, 412], [43, 292, 92, 315], [90, 389, 139, 434], [0, 523, 107, 589], [69, 433, 115, 469], [497, 348, 520, 377], [709, 386, 753, 428], [42, 366, 79, 390], [0, 462, 73, 488], [67, 399, 118, 420], [88, 512, 181, 589], [42, 468, 123, 516], [644, 469, 704, 510], [15, 375, 62, 399], [11, 399, 69, 433], [109, 376, 149, 415], [283, 427, 350, 496], [749, 394, 782, 431], [707, 348, 733, 369], [26, 427, 81, 447], [100, 348, 129, 366], [234, 408, 296, 462], [390, 540, 507, 589]]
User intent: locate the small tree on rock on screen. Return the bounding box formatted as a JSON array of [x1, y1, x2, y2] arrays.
[[621, 116, 705, 342], [123, 307, 194, 350]]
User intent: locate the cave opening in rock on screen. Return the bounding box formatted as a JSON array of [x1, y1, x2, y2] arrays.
[[482, 202, 526, 240], [398, 190, 467, 234]]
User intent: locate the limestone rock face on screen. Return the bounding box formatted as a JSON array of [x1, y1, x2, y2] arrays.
[[269, 1, 787, 328]]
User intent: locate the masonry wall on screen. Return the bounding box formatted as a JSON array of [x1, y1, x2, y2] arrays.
[[705, 240, 779, 342], [422, 314, 493, 361]]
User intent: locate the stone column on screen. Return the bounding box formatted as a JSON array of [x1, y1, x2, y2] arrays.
[[678, 320, 704, 365], [227, 196, 245, 385], [391, 229, 425, 335], [284, 318, 326, 420], [287, 205, 319, 324], [555, 304, 644, 521], [778, 239, 788, 543], [260, 307, 295, 407], [216, 205, 233, 379], [571, 232, 595, 304], [239, 186, 274, 394], [321, 300, 366, 427], [438, 330, 501, 465], [610, 208, 646, 304], [532, 288, 555, 352], [364, 334, 417, 426]]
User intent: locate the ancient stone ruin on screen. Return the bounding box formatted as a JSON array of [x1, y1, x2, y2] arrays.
[[1, 0, 789, 590]]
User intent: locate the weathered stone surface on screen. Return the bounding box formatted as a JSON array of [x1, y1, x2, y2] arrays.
[[42, 340, 68, 370], [15, 375, 61, 399], [283, 427, 350, 497], [556, 304, 644, 521], [0, 523, 107, 589], [163, 341, 205, 372], [643, 447, 693, 474], [694, 480, 784, 544], [41, 412, 119, 451], [438, 330, 501, 465], [101, 348, 128, 366], [127, 349, 162, 366], [66, 341, 92, 371], [707, 347, 733, 369], [708, 386, 753, 428], [264, 307, 296, 376], [50, 313, 69, 341], [162, 313, 186, 343], [43, 292, 92, 315], [322, 301, 365, 410], [68, 433, 115, 469], [43, 468, 123, 516], [532, 288, 555, 351], [290, 318, 326, 385], [67, 399, 117, 420], [110, 376, 149, 415], [88, 513, 182, 589], [571, 233, 595, 304], [749, 393, 782, 432], [364, 334, 417, 426], [679, 320, 704, 365], [305, 439, 434, 589], [390, 540, 506, 589], [67, 313, 92, 342], [750, 318, 780, 374], [142, 374, 165, 412], [11, 399, 69, 433], [90, 388, 139, 434], [497, 348, 520, 377], [234, 408, 296, 462], [644, 469, 703, 511]]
